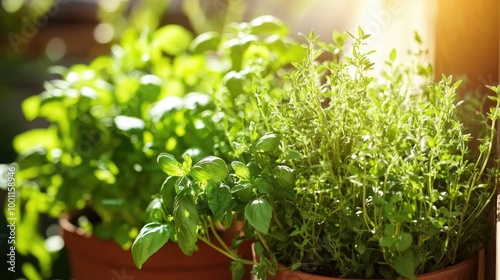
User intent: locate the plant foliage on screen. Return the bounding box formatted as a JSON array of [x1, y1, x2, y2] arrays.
[[133, 26, 500, 280]]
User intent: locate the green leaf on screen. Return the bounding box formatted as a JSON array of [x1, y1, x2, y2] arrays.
[[230, 261, 245, 280], [157, 153, 185, 177], [389, 49, 397, 61], [255, 133, 281, 154], [132, 222, 172, 269], [384, 224, 395, 236], [190, 156, 229, 184], [182, 153, 193, 174], [183, 92, 212, 110], [160, 177, 177, 214], [113, 223, 132, 248], [153, 25, 193, 55], [94, 169, 116, 185], [16, 147, 48, 171], [13, 127, 58, 153], [22, 95, 40, 121], [379, 236, 393, 247], [394, 251, 416, 280], [149, 96, 183, 123], [274, 165, 294, 187], [291, 262, 302, 270], [254, 178, 273, 194], [190, 31, 221, 53], [114, 115, 145, 132], [249, 15, 288, 35], [245, 199, 272, 234], [231, 161, 251, 180], [22, 263, 43, 280], [223, 71, 245, 97], [396, 232, 413, 252], [232, 183, 253, 203], [414, 31, 422, 44], [206, 184, 232, 221], [173, 192, 199, 256], [146, 198, 167, 222], [284, 149, 302, 160]]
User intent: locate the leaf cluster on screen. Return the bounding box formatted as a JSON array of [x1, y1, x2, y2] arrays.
[[4, 15, 306, 278]]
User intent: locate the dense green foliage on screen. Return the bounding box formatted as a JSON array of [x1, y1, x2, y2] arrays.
[[133, 27, 500, 280], [2, 15, 304, 279], [252, 30, 500, 279]]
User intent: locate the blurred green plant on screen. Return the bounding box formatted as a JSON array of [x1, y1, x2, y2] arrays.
[[6, 23, 217, 279], [1, 0, 170, 54], [183, 0, 246, 34], [3, 15, 305, 279], [96, 0, 170, 42]]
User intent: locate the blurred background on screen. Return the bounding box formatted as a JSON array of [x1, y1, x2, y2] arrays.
[[0, 0, 498, 279]]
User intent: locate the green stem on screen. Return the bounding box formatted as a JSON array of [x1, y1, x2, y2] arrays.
[[206, 216, 233, 254], [197, 235, 255, 266], [255, 231, 271, 253], [451, 93, 500, 262]]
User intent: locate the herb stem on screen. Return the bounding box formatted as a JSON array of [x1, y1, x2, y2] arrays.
[[197, 235, 255, 266]]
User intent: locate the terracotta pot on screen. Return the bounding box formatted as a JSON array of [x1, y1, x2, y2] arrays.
[[270, 256, 478, 280], [60, 212, 253, 280]]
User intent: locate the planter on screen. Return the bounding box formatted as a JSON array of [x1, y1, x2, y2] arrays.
[[270, 256, 478, 280], [60, 212, 253, 280]]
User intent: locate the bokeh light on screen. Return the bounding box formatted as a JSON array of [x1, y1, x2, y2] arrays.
[[93, 23, 114, 44], [45, 37, 66, 61]]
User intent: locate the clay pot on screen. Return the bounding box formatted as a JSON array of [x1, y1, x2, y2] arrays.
[[60, 212, 253, 280], [271, 256, 477, 280]]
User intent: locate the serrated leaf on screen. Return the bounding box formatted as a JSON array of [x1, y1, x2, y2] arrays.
[[190, 156, 229, 184], [131, 222, 172, 269], [245, 199, 272, 234], [206, 184, 232, 222], [231, 161, 250, 180], [173, 192, 199, 256], [157, 153, 185, 177]]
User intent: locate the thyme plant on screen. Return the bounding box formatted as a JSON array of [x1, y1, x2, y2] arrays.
[[251, 29, 500, 279]]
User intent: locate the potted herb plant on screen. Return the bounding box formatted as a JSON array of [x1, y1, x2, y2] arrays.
[[132, 27, 499, 280], [6, 15, 304, 280]]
